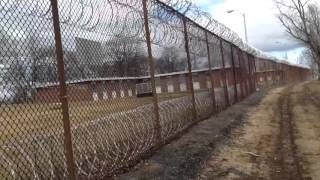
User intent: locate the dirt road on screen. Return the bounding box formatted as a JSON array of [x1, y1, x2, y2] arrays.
[[116, 81, 320, 180], [199, 81, 320, 180]]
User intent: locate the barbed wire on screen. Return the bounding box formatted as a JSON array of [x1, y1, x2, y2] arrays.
[[0, 0, 300, 64], [0, 0, 310, 179]]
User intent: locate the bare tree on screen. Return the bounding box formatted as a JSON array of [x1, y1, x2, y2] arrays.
[[104, 35, 148, 77], [156, 47, 186, 74], [298, 48, 319, 78], [275, 0, 320, 79]]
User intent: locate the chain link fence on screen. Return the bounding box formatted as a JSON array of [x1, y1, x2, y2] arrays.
[[0, 0, 312, 179]]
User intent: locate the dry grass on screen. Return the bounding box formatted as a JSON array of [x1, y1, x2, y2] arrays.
[[0, 91, 203, 179], [290, 81, 320, 179], [0, 92, 188, 144]]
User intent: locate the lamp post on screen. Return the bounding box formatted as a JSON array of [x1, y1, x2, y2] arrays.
[[227, 10, 248, 44]]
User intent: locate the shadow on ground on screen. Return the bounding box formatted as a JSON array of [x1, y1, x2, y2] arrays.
[[115, 88, 270, 180]]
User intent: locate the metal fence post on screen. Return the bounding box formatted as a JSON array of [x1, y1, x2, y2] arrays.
[[246, 53, 253, 93], [274, 63, 276, 84], [50, 0, 76, 180], [250, 56, 255, 92], [280, 64, 283, 83], [276, 63, 279, 83], [278, 64, 281, 83], [205, 31, 217, 113], [283, 65, 286, 82], [280, 63, 283, 83], [219, 40, 230, 107], [271, 62, 274, 84], [282, 64, 285, 83], [142, 0, 162, 144], [252, 56, 257, 91], [230, 45, 238, 103], [182, 17, 197, 120], [243, 52, 250, 97], [237, 48, 244, 99], [242, 51, 249, 96], [264, 61, 268, 86], [246, 55, 250, 93], [274, 62, 277, 84], [250, 55, 255, 92]]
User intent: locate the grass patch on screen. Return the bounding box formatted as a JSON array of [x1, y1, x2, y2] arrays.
[[0, 92, 189, 144]]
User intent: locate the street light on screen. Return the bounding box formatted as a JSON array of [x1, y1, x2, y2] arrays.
[[227, 10, 248, 44]]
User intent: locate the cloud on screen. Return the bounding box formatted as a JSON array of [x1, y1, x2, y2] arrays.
[[193, 0, 319, 62], [269, 47, 304, 62], [207, 0, 294, 51], [191, 0, 223, 7]]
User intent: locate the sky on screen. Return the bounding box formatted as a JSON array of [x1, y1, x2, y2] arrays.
[[192, 0, 319, 64]]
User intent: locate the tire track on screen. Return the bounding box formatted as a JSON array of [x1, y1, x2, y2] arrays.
[[277, 86, 303, 180]]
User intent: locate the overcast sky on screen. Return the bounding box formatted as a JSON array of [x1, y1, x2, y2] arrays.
[[192, 0, 320, 64]]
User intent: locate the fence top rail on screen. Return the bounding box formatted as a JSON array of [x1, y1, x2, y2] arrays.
[[154, 0, 234, 49], [155, 0, 310, 70]]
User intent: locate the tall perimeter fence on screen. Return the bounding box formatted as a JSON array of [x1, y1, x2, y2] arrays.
[[0, 0, 311, 179]]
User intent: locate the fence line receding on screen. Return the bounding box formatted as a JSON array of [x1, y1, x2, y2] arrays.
[[0, 0, 311, 179]]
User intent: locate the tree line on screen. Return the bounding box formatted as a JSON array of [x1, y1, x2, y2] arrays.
[[275, 0, 320, 79]]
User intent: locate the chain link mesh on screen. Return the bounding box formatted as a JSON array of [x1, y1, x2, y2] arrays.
[[0, 0, 312, 179]]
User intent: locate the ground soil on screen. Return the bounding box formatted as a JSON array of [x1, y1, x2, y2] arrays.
[[115, 81, 320, 180]]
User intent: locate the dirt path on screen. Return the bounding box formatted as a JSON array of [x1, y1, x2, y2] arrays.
[[198, 87, 285, 180], [115, 82, 320, 180], [199, 82, 320, 180], [116, 88, 269, 180], [277, 85, 303, 180]]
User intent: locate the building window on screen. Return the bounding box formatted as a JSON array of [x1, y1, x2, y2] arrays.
[[180, 83, 186, 92], [168, 84, 174, 93], [156, 86, 162, 94], [103, 91, 108, 100], [193, 82, 200, 90], [112, 91, 117, 99]]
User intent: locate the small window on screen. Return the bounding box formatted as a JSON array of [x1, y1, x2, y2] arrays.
[[128, 89, 133, 97], [180, 83, 186, 92], [92, 92, 99, 101], [168, 84, 174, 93], [156, 86, 162, 94], [103, 91, 108, 100], [207, 80, 211, 89], [120, 90, 125, 98], [193, 82, 200, 90], [112, 91, 117, 99]]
